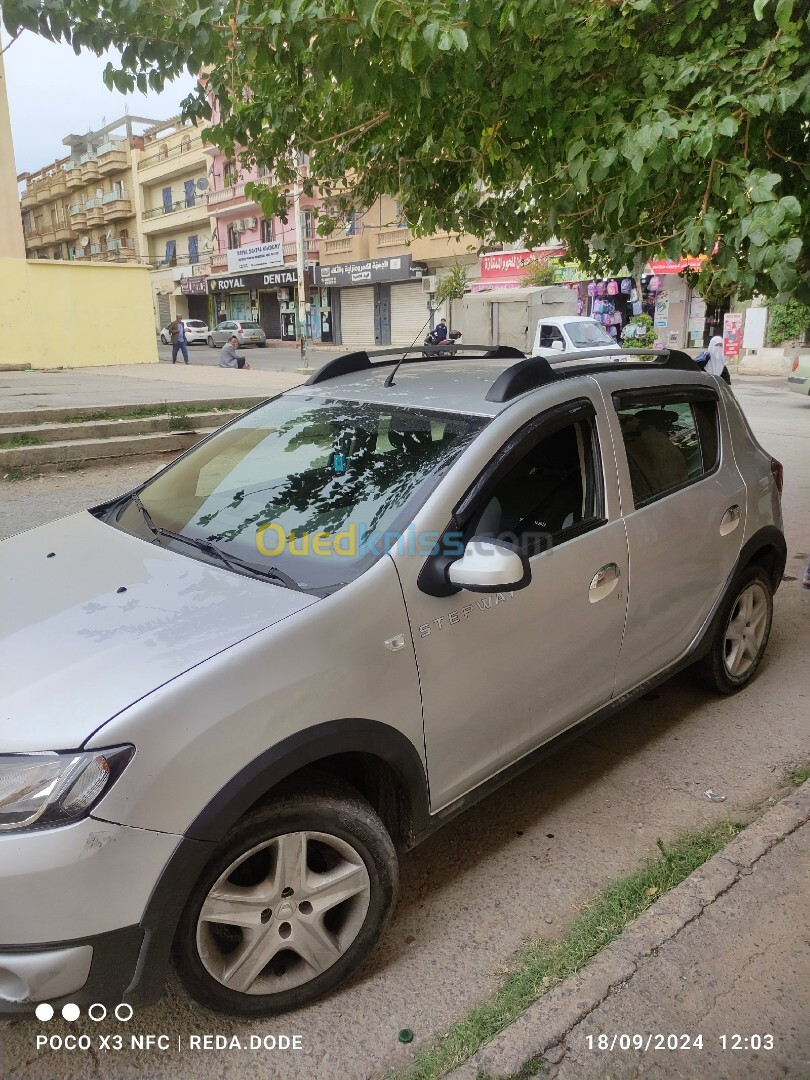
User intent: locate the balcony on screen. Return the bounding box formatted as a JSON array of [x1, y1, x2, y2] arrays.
[[50, 176, 68, 199], [81, 158, 101, 183], [54, 224, 73, 242], [210, 251, 229, 270], [64, 162, 84, 190], [20, 188, 37, 209], [84, 200, 104, 227], [370, 226, 411, 256], [208, 182, 254, 213], [69, 205, 88, 228], [103, 197, 133, 222], [136, 136, 205, 183], [26, 231, 43, 249], [96, 142, 129, 175], [40, 226, 56, 245], [35, 183, 52, 205], [281, 238, 320, 260], [320, 233, 369, 264]]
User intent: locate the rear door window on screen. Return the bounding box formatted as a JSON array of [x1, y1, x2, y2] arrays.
[[613, 389, 719, 507]]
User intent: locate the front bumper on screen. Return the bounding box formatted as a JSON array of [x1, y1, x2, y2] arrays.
[[787, 375, 809, 395], [0, 817, 182, 1013]]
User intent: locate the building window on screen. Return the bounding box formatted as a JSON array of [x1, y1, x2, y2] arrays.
[[227, 225, 240, 250], [261, 219, 274, 243], [184, 179, 196, 208], [223, 161, 237, 187], [181, 135, 191, 153], [345, 212, 358, 237], [162, 187, 173, 214], [395, 201, 408, 228], [164, 239, 177, 266], [113, 180, 124, 199], [188, 235, 199, 265], [301, 210, 314, 238]]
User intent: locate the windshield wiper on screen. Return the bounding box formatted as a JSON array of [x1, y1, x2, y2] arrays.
[[156, 527, 305, 592], [130, 493, 161, 539]]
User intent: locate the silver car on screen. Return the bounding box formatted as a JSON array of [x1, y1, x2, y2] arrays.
[[0, 345, 786, 1018], [207, 319, 267, 348]]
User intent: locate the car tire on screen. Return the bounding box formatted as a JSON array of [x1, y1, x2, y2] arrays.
[[172, 777, 398, 1017], [259, 342, 268, 348], [207, 337, 215, 348], [160, 334, 168, 345], [697, 564, 773, 695]]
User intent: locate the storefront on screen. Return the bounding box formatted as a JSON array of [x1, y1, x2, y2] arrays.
[[207, 267, 321, 341], [180, 274, 210, 324], [472, 248, 567, 291], [315, 255, 428, 347]]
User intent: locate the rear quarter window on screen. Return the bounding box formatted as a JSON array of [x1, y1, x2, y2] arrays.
[[613, 388, 720, 507]]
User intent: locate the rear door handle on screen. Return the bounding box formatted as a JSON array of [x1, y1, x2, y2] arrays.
[[720, 504, 742, 536], [589, 562, 620, 603]]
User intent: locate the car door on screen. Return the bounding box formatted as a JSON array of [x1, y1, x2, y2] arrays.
[[603, 374, 747, 692], [391, 384, 629, 810]]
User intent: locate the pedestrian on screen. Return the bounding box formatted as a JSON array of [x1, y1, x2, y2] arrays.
[[704, 335, 731, 384], [168, 315, 189, 365], [219, 335, 249, 370]]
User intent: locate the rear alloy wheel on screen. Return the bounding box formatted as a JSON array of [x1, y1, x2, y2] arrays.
[[698, 565, 773, 694], [173, 783, 398, 1016], [207, 337, 215, 348]]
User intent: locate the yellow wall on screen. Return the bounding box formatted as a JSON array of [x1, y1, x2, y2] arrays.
[[0, 258, 158, 368]]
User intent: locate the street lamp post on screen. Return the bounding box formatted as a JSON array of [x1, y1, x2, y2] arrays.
[[293, 162, 308, 369]]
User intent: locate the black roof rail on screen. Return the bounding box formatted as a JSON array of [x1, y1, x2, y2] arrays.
[[304, 344, 526, 386], [485, 348, 700, 403]]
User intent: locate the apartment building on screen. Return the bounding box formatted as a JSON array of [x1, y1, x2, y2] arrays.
[[135, 118, 214, 328], [18, 116, 152, 267], [316, 195, 480, 347], [204, 149, 331, 341]]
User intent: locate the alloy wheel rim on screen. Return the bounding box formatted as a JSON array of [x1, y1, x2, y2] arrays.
[[196, 830, 371, 995], [723, 582, 769, 678]]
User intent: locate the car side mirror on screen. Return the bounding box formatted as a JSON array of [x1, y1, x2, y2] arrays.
[[447, 537, 531, 592]]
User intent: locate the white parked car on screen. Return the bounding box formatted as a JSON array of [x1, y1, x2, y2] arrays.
[[531, 315, 618, 357], [787, 353, 810, 396], [159, 320, 209, 345]]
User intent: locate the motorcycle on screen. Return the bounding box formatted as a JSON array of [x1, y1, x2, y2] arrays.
[[423, 328, 462, 357]]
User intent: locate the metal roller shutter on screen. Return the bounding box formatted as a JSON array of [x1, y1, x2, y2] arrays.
[[340, 287, 375, 347], [157, 295, 171, 330], [390, 282, 430, 346]]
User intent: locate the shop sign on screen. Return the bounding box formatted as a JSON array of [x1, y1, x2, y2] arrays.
[[646, 255, 706, 275], [180, 276, 209, 295], [654, 291, 670, 327], [478, 248, 567, 287], [314, 254, 422, 286], [723, 312, 743, 362], [226, 241, 284, 274], [207, 267, 304, 293]]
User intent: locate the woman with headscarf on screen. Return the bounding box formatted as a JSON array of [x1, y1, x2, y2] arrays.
[[704, 335, 731, 384]]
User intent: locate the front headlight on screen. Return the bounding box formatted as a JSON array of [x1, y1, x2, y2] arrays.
[[0, 747, 133, 833]]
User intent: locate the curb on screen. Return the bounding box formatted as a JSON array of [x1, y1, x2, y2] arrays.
[[446, 780, 810, 1080]]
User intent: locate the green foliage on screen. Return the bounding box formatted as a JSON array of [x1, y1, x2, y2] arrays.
[[621, 313, 657, 347], [434, 262, 469, 304], [520, 260, 557, 287], [2, 0, 808, 302], [763, 298, 810, 345]]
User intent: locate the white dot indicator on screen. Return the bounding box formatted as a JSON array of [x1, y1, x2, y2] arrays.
[[61, 1003, 80, 1022], [35, 1003, 54, 1022]]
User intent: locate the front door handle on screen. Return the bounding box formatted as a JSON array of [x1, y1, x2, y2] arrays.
[[589, 562, 620, 603], [720, 504, 742, 536]]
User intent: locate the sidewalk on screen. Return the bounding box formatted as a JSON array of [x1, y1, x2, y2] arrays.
[[0, 363, 304, 415], [450, 782, 810, 1080]]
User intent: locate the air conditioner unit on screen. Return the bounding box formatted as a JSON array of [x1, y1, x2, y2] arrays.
[[243, 216, 258, 229], [232, 219, 245, 232], [278, 288, 291, 301], [422, 275, 438, 294]]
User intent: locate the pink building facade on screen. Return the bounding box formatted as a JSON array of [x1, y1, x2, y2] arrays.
[[205, 147, 332, 341]]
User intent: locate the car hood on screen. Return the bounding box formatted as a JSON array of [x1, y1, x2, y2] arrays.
[[0, 512, 317, 752]]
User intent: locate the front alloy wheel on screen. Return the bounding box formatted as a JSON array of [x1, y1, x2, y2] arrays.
[[173, 781, 398, 1015]]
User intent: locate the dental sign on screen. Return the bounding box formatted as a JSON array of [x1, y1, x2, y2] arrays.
[[226, 241, 284, 274], [207, 268, 302, 293]]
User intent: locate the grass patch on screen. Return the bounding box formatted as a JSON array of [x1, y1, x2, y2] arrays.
[[391, 820, 743, 1080], [0, 435, 41, 448], [53, 401, 257, 425], [785, 763, 810, 787]]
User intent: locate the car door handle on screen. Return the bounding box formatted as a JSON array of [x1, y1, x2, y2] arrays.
[[589, 563, 620, 603], [720, 504, 742, 536]]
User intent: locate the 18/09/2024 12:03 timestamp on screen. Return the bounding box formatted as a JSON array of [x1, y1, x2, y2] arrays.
[[584, 1034, 774, 1051]]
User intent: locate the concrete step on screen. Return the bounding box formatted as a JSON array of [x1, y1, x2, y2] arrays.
[[0, 428, 218, 474], [0, 397, 267, 428], [0, 410, 245, 446]]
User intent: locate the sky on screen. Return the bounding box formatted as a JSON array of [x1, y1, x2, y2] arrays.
[[2, 30, 197, 176]]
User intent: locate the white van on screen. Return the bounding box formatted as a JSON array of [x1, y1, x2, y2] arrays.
[[531, 315, 617, 357]]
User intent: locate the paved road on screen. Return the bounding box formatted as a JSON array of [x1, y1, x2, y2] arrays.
[[1, 379, 808, 1080], [156, 341, 344, 372]]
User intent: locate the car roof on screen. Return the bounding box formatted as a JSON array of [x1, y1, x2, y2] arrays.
[[289, 347, 704, 418]]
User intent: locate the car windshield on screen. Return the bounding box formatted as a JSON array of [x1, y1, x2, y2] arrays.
[[567, 320, 615, 348], [122, 396, 486, 591], [240, 321, 261, 329], [186, 320, 206, 328]]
